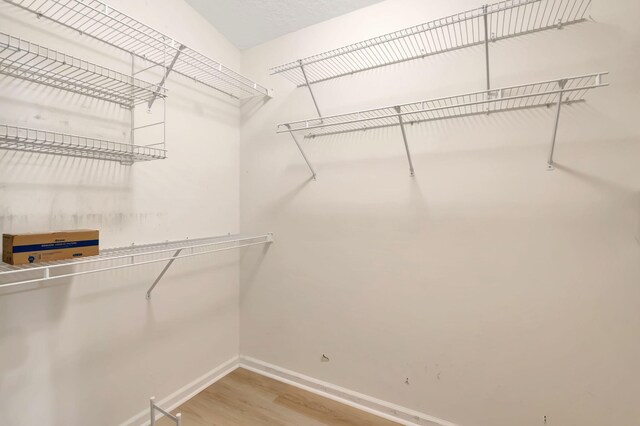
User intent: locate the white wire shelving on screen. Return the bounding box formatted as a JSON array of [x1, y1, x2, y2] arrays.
[[3, 0, 270, 99], [278, 72, 608, 178], [0, 233, 274, 297], [0, 32, 165, 108], [271, 0, 591, 116], [0, 125, 167, 164]]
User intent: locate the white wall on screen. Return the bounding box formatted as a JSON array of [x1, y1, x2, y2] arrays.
[[0, 1, 245, 425], [239, 1, 640, 425]]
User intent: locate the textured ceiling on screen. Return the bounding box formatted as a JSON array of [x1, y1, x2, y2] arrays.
[[184, 0, 386, 50]]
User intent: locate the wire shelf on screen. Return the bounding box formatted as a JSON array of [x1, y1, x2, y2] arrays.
[[4, 0, 270, 99], [0, 124, 167, 164], [278, 73, 608, 137], [0, 233, 274, 290], [271, 0, 591, 86], [0, 32, 165, 107]]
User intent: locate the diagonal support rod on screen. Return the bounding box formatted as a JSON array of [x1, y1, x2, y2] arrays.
[[299, 60, 322, 118], [395, 106, 415, 177], [285, 124, 317, 180], [547, 79, 567, 170], [147, 45, 185, 110], [146, 248, 182, 299]]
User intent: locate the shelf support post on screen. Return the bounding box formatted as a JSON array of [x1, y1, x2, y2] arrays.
[[131, 54, 135, 146], [547, 79, 567, 170], [147, 45, 185, 110], [299, 60, 322, 118], [146, 248, 182, 299], [285, 124, 317, 180], [150, 397, 156, 426], [482, 4, 491, 90], [395, 106, 415, 177]]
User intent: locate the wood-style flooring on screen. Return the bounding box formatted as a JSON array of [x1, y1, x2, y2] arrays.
[[156, 367, 399, 425]]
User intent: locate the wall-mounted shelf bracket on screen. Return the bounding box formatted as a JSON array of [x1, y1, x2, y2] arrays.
[[148, 45, 186, 110], [146, 248, 182, 299], [299, 60, 322, 118], [546, 78, 567, 170], [286, 124, 317, 180], [395, 106, 415, 177], [150, 397, 181, 426]]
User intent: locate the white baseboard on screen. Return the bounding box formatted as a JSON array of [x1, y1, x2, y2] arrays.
[[118, 355, 240, 426], [119, 354, 458, 426], [238, 355, 459, 426]]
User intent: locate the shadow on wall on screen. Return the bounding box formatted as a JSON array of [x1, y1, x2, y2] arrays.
[[0, 275, 71, 425], [0, 254, 238, 425], [0, 150, 133, 188], [240, 94, 272, 123], [239, 241, 273, 300]]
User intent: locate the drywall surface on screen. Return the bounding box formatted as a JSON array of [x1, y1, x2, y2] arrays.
[[239, 0, 640, 425], [0, 0, 245, 424]]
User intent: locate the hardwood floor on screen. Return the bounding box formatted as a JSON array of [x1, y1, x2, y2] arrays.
[[156, 368, 399, 425]]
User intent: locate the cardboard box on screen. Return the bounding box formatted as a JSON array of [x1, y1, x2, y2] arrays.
[[2, 230, 99, 265]]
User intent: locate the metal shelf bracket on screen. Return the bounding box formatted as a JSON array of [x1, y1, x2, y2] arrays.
[[395, 106, 416, 177], [546, 78, 568, 170], [146, 249, 182, 299], [286, 124, 317, 180], [299, 60, 322, 118]]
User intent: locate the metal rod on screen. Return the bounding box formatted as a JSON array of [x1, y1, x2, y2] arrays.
[[130, 54, 135, 146], [146, 248, 182, 299], [483, 4, 491, 90], [133, 122, 165, 131], [150, 398, 156, 426], [133, 63, 161, 75], [395, 106, 415, 177], [547, 79, 567, 170], [299, 60, 322, 118], [286, 124, 317, 180], [148, 45, 185, 110]]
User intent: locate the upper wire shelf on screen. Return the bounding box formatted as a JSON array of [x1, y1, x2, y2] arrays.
[[0, 233, 274, 294], [271, 0, 591, 87], [3, 0, 270, 99], [0, 32, 165, 108], [278, 73, 608, 137], [0, 124, 167, 164]]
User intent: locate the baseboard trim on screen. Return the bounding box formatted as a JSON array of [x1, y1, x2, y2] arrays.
[[238, 355, 459, 426], [118, 355, 240, 426]]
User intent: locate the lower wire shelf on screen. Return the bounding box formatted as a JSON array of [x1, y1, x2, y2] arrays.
[[0, 233, 274, 296], [0, 124, 167, 164], [278, 72, 608, 178]]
